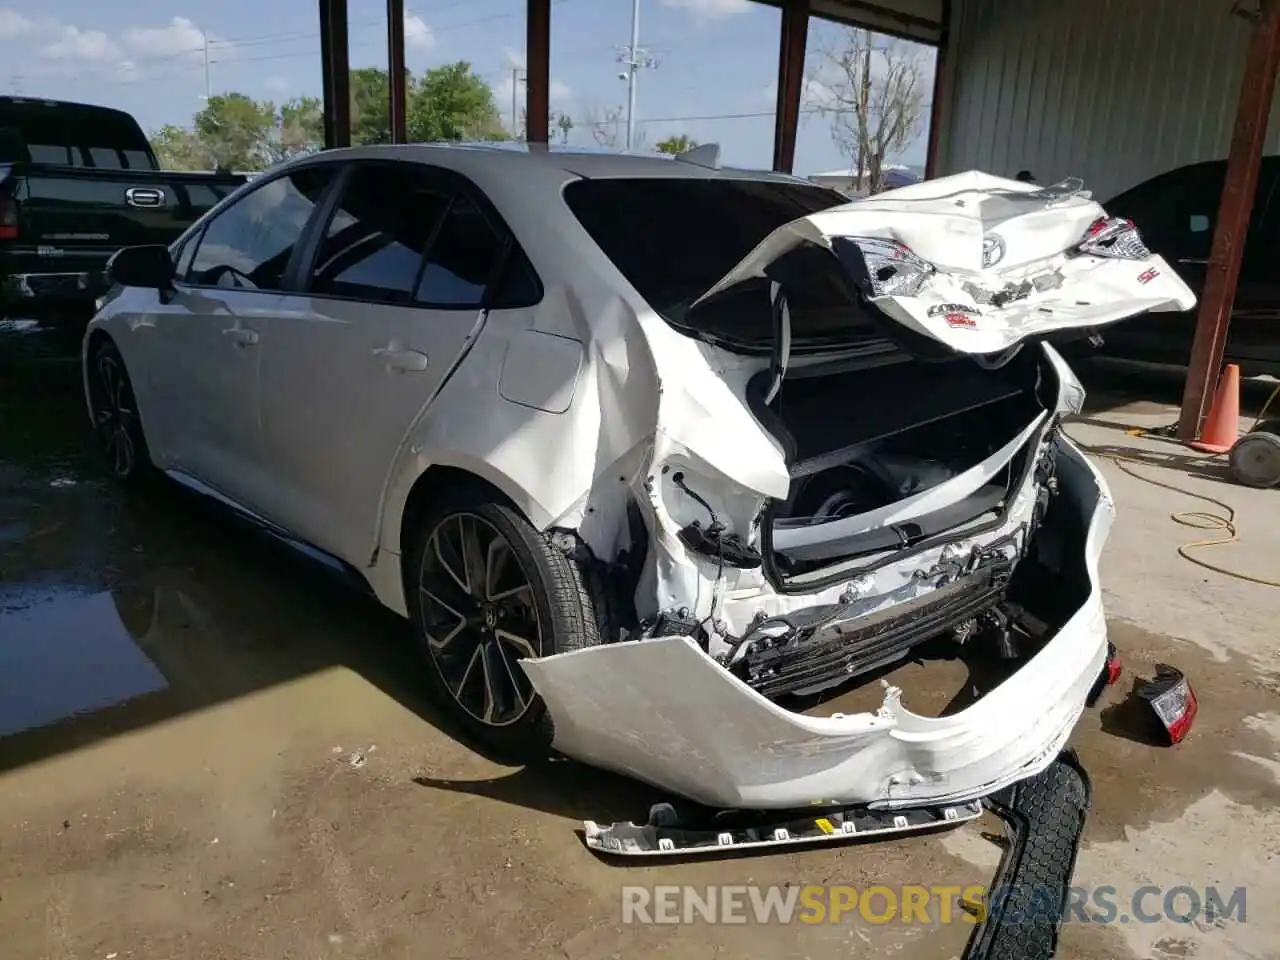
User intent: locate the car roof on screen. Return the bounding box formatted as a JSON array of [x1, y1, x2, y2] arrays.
[[289, 141, 819, 185]]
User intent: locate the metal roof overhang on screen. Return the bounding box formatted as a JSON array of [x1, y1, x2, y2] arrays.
[[755, 0, 946, 44]]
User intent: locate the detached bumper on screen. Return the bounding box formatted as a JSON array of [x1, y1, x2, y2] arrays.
[[521, 438, 1113, 810]]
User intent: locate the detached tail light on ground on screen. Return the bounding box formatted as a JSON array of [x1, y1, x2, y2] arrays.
[[1138, 664, 1199, 745], [1075, 217, 1151, 260]]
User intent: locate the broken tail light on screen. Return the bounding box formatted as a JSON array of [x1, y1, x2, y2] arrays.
[[1075, 216, 1151, 260], [1137, 664, 1198, 745], [840, 237, 935, 298]]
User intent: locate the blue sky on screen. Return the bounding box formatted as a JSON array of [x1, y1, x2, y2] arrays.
[[0, 0, 934, 175]]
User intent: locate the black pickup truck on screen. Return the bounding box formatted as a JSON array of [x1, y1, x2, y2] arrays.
[[0, 96, 246, 326]]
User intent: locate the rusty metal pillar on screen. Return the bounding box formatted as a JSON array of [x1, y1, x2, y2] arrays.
[[772, 0, 809, 173], [387, 0, 407, 143], [319, 0, 351, 149], [1177, 0, 1280, 440], [924, 0, 952, 179], [526, 0, 551, 144]]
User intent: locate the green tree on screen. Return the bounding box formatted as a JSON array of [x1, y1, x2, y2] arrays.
[[411, 61, 504, 141], [655, 133, 699, 155], [350, 66, 395, 145], [275, 96, 324, 160], [149, 124, 212, 170], [194, 93, 277, 170]]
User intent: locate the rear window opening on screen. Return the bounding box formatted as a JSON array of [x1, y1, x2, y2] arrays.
[[564, 176, 859, 349]]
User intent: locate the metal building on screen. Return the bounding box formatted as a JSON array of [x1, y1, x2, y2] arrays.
[[316, 0, 1280, 443]]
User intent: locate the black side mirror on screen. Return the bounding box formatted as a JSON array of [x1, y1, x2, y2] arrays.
[[107, 244, 176, 290]]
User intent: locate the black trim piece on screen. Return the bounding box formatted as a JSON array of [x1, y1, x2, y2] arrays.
[[962, 750, 1092, 960], [739, 558, 1011, 699]]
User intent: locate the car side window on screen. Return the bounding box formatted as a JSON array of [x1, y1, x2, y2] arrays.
[[414, 191, 504, 308], [186, 166, 335, 291], [308, 164, 452, 304]]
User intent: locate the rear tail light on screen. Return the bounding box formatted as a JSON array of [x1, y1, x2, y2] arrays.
[[839, 236, 935, 298], [0, 196, 17, 240], [1075, 216, 1150, 260], [1138, 664, 1198, 745]]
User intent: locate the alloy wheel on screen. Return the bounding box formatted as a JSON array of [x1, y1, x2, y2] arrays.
[[418, 512, 543, 727], [92, 352, 137, 478]]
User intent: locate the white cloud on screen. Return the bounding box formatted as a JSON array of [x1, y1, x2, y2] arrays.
[[492, 74, 574, 129], [40, 25, 122, 63], [0, 9, 34, 39], [660, 0, 752, 23], [404, 13, 434, 51], [121, 16, 211, 61], [502, 45, 524, 70], [263, 75, 292, 97]]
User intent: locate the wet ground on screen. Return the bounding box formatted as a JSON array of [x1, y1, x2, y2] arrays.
[[2, 321, 1279, 959]]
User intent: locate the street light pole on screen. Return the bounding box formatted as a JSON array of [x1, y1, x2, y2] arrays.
[[202, 28, 211, 100], [617, 0, 658, 151]]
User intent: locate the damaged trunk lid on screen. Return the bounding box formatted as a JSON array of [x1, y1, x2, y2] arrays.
[[686, 170, 1197, 362]]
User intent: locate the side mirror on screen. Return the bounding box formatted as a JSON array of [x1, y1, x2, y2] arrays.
[[106, 244, 176, 290]]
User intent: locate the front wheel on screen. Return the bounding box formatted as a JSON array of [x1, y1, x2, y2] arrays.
[[407, 490, 605, 761], [87, 339, 153, 484]]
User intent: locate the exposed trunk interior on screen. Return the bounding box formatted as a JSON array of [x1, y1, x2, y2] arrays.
[[748, 346, 1054, 583]]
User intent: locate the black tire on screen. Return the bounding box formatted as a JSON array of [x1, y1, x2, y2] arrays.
[[87, 339, 154, 485], [406, 488, 604, 761]]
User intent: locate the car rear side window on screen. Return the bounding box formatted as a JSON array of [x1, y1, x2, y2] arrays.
[[309, 164, 452, 304], [414, 192, 504, 307], [187, 166, 334, 291]]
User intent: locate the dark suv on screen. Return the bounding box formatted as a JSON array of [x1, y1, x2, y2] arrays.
[[1097, 157, 1280, 376]]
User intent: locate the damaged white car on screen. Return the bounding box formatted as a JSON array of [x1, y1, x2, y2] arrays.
[[84, 145, 1194, 812]]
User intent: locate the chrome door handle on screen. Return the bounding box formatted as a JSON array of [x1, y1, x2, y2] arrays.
[[221, 326, 259, 346], [125, 187, 167, 208], [372, 346, 429, 372]]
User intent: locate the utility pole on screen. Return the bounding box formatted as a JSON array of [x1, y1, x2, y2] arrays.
[[616, 0, 658, 150], [511, 67, 526, 139], [202, 27, 212, 100]]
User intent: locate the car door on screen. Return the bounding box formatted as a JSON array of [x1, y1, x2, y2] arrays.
[[253, 161, 516, 564], [140, 164, 338, 503]]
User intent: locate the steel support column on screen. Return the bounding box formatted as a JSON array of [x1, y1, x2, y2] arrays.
[[387, 0, 407, 143], [319, 0, 351, 149], [924, 0, 952, 179], [1177, 0, 1280, 440], [772, 0, 809, 173], [525, 0, 551, 144]]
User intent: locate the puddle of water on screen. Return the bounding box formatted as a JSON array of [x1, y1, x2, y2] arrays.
[[0, 587, 168, 736]]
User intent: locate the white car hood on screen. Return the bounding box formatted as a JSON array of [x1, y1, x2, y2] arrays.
[[690, 170, 1197, 357]]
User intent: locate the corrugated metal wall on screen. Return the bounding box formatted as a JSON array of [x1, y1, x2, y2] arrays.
[[937, 0, 1278, 201]]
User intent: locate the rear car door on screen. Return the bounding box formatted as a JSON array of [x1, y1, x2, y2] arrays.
[[132, 164, 338, 502], [253, 160, 516, 564]]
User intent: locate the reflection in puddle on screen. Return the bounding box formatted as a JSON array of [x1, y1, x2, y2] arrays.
[[0, 587, 168, 736]]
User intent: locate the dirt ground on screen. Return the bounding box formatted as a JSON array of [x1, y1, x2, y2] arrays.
[[2, 321, 1279, 960]]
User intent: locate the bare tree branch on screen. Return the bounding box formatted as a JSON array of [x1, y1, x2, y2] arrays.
[[810, 29, 928, 194]]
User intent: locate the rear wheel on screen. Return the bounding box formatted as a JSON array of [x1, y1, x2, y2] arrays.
[[407, 489, 604, 760], [87, 339, 152, 484]]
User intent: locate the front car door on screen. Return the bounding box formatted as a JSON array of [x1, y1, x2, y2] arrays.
[[253, 161, 521, 564], [137, 165, 338, 502]]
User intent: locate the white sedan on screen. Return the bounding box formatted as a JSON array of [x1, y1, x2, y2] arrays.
[[84, 144, 1194, 810]]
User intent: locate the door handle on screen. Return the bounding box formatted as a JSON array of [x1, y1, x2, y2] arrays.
[[372, 346, 429, 372], [221, 326, 259, 346]]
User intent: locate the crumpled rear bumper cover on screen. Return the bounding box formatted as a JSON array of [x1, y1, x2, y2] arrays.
[[520, 437, 1113, 811]]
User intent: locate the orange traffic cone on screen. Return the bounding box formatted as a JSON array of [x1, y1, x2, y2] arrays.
[[1189, 363, 1241, 454]]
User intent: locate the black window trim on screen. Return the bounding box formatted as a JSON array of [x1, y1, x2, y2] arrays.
[[177, 159, 346, 296], [288, 158, 543, 312]]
